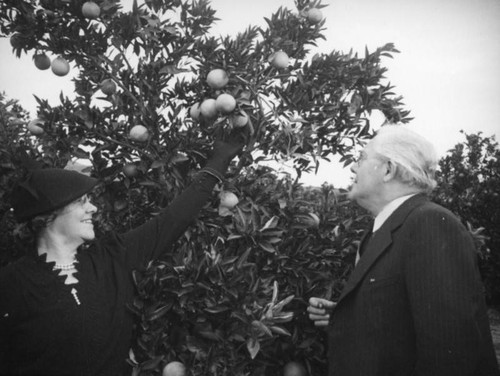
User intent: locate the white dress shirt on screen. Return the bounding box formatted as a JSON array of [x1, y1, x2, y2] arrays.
[[355, 193, 417, 264]]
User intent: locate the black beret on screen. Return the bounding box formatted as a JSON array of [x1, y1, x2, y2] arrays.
[[12, 168, 99, 221]]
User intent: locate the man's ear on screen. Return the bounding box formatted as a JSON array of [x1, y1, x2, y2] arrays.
[[383, 160, 397, 182]]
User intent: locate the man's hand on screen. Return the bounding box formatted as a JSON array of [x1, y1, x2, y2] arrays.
[[307, 297, 336, 327]]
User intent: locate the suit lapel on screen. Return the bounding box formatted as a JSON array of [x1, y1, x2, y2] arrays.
[[338, 229, 393, 302], [337, 194, 429, 304]]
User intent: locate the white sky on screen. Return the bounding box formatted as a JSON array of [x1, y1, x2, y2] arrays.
[[1, 0, 499, 187]]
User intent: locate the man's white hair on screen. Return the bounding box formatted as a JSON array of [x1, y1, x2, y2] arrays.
[[372, 125, 438, 193]]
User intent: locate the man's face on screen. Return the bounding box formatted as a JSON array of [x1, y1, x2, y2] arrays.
[[347, 140, 388, 210]]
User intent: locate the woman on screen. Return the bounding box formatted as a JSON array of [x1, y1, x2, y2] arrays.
[[0, 137, 242, 376]]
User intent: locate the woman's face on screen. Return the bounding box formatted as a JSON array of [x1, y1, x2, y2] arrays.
[[50, 194, 97, 244]]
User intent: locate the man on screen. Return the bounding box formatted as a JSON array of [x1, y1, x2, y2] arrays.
[[308, 125, 499, 375]]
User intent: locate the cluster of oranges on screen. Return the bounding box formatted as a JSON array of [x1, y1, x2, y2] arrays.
[[188, 52, 290, 128], [30, 2, 101, 77], [189, 68, 249, 129], [33, 54, 70, 77]]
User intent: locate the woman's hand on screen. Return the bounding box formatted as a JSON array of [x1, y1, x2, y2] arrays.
[[212, 127, 248, 161], [205, 128, 248, 174], [307, 297, 336, 327]]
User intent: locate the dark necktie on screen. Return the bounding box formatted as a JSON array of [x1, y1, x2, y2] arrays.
[[358, 224, 374, 258]]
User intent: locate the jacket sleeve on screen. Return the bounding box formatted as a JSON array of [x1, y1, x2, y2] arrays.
[[403, 205, 489, 375], [117, 170, 219, 269]]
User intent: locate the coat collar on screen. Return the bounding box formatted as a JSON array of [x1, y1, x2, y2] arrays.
[[337, 193, 429, 304]]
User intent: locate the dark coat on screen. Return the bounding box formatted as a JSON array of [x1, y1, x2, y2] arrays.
[[0, 172, 219, 376], [328, 194, 499, 376]]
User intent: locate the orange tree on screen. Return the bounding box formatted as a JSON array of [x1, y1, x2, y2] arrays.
[[432, 131, 500, 307], [0, 0, 410, 374]]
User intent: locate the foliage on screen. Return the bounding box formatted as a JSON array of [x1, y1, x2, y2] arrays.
[[0, 93, 40, 266], [129, 175, 370, 375], [0, 0, 408, 374], [432, 131, 500, 306]]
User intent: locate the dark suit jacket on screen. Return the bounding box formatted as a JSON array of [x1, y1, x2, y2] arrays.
[[328, 194, 499, 376]]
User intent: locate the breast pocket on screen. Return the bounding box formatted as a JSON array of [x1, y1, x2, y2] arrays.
[[363, 275, 405, 331], [367, 275, 401, 289]]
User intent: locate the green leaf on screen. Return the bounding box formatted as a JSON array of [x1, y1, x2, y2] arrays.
[[269, 325, 291, 336], [260, 215, 279, 231], [246, 337, 260, 359], [258, 241, 276, 253], [139, 355, 164, 371], [145, 304, 171, 321]]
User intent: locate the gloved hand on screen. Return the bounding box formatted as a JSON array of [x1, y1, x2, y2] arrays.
[[204, 128, 247, 174]]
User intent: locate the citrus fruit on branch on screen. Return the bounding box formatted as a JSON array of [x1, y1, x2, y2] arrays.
[[82, 1, 101, 19], [283, 361, 307, 376], [215, 93, 237, 114], [162, 361, 186, 376], [27, 119, 45, 136], [200, 98, 218, 119], [219, 191, 239, 208], [207, 69, 229, 89], [129, 125, 149, 142], [231, 111, 249, 128], [269, 51, 289, 69], [307, 8, 323, 24], [100, 79, 117, 95], [51, 56, 70, 76], [34, 53, 51, 70], [189, 102, 201, 121]]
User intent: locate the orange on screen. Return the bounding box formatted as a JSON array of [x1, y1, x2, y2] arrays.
[[215, 93, 236, 114], [27, 119, 44, 136], [189, 102, 201, 121], [206, 69, 229, 89], [10, 33, 24, 49], [200, 98, 218, 119], [162, 361, 186, 376], [219, 191, 239, 208], [129, 125, 149, 142], [123, 163, 138, 177], [34, 53, 51, 70], [283, 361, 306, 376], [307, 8, 323, 24], [100, 79, 116, 95], [82, 1, 100, 19], [51, 56, 70, 76], [270, 51, 289, 69], [232, 111, 248, 128]]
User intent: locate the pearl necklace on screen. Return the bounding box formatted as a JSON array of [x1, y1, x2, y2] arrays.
[[53, 262, 76, 271], [51, 258, 81, 306]]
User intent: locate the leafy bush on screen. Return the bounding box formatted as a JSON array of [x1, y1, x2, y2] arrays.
[[432, 131, 500, 306], [129, 174, 371, 375], [0, 94, 40, 266]]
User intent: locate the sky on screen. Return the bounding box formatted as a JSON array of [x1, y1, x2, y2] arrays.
[[1, 0, 499, 187]]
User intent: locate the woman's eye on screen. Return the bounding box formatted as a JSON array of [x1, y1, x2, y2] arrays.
[[76, 196, 88, 204]]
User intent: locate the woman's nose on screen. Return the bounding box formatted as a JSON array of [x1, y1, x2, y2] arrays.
[[87, 202, 97, 213]]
